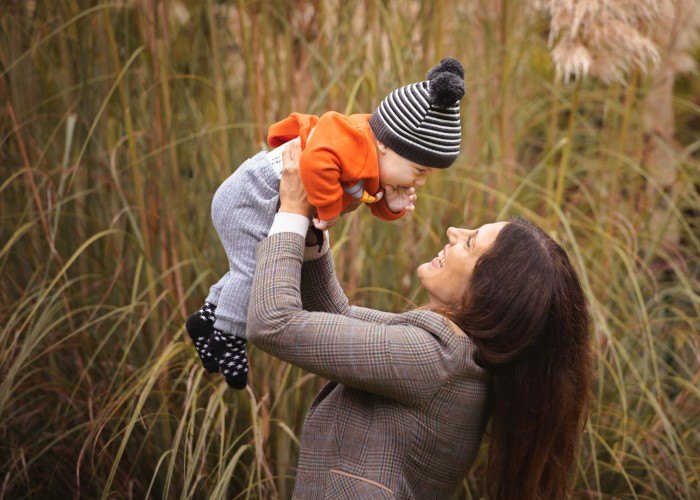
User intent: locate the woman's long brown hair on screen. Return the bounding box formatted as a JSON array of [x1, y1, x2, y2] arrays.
[[436, 218, 593, 499]]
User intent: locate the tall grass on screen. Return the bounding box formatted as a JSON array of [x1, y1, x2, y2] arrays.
[[1, 1, 698, 498]]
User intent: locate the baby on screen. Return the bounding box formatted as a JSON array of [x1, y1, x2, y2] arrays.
[[187, 57, 466, 389]]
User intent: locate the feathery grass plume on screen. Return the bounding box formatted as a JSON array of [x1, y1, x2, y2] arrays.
[[539, 0, 673, 83], [651, 0, 700, 75], [641, 1, 700, 244]]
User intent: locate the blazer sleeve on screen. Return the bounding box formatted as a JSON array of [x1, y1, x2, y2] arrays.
[[301, 251, 401, 323], [300, 252, 350, 315], [248, 233, 452, 407]]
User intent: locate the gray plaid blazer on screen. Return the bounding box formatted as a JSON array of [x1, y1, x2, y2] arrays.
[[248, 233, 489, 499]]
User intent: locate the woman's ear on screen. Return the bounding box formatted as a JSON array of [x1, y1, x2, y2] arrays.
[[376, 139, 388, 155]]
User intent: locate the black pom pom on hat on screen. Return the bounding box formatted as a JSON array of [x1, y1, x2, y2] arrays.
[[426, 56, 465, 79], [426, 57, 466, 108]]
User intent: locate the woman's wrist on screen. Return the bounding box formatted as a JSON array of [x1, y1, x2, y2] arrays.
[[278, 204, 311, 217], [268, 212, 310, 238]]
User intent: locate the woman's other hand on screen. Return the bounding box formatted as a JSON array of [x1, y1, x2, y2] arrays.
[[279, 138, 313, 217]]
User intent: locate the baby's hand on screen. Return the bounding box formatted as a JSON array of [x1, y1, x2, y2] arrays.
[[384, 185, 417, 213], [313, 216, 339, 230]]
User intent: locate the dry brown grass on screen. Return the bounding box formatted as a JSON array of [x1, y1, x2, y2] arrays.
[[1, 1, 699, 498]]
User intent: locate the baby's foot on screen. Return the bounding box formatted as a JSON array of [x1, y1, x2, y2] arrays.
[[185, 302, 219, 373], [207, 330, 248, 390]]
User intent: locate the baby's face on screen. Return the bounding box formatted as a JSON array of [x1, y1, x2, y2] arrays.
[[377, 145, 436, 188]]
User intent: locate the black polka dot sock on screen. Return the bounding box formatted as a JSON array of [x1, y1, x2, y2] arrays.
[[185, 302, 219, 373], [207, 330, 248, 390]]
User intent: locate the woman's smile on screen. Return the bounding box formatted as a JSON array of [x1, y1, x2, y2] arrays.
[[431, 256, 445, 268], [431, 245, 451, 268]]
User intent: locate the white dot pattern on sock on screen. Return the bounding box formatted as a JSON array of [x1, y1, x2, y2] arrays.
[[210, 328, 248, 388]]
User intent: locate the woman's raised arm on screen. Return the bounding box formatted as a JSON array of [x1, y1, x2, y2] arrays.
[[247, 232, 465, 408]]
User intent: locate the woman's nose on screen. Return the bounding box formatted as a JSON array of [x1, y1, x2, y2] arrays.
[[447, 226, 471, 243], [447, 227, 460, 244]]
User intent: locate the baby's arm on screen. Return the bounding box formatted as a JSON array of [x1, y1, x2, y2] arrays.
[[300, 113, 370, 225], [313, 184, 394, 229]]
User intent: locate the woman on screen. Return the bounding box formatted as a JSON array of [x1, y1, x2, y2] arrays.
[[247, 141, 593, 499]]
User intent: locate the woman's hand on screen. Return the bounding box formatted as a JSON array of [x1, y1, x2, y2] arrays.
[[279, 138, 313, 217]]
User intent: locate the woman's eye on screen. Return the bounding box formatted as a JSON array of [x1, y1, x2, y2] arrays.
[[467, 236, 472, 249]]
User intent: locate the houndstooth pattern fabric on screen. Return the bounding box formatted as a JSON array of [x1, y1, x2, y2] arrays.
[[205, 150, 281, 339], [248, 233, 490, 499]]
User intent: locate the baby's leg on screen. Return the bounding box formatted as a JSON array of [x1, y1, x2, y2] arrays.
[[204, 270, 229, 306], [186, 236, 234, 374], [210, 150, 280, 337], [206, 150, 281, 388]]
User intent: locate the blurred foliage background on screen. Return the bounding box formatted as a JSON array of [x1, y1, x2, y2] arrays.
[[1, 0, 699, 498]]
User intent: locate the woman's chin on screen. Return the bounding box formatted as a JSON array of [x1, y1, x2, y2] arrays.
[[422, 258, 441, 271], [417, 262, 435, 278]]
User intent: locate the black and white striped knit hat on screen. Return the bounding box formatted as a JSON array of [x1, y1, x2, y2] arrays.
[[369, 57, 465, 168]]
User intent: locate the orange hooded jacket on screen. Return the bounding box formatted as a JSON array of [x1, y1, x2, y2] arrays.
[[267, 111, 405, 221]]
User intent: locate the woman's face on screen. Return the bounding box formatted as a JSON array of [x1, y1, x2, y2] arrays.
[[418, 222, 507, 308]]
